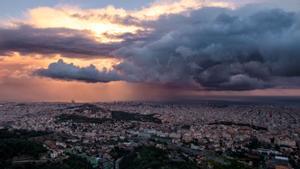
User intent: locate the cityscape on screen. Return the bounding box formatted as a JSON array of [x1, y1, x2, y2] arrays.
[[0, 99, 299, 169], [0, 0, 300, 169]]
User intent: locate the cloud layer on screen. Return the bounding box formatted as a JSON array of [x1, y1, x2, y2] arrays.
[[0, 25, 122, 57], [112, 7, 300, 90], [36, 59, 121, 83], [1, 1, 300, 91]]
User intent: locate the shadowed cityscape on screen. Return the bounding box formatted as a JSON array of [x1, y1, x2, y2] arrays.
[[0, 0, 300, 169]]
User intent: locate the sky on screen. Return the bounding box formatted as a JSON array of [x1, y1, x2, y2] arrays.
[[0, 0, 300, 102], [0, 0, 155, 19]]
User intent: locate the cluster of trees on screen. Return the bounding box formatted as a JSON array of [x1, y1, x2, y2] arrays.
[[112, 111, 162, 124], [0, 129, 48, 168], [207, 159, 253, 169], [0, 128, 50, 139], [57, 114, 112, 124], [119, 146, 198, 169], [0, 139, 47, 160], [6, 155, 94, 169], [0, 128, 93, 169], [57, 110, 162, 124]]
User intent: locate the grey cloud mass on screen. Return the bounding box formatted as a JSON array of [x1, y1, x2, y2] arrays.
[[35, 59, 121, 83], [4, 5, 300, 90], [112, 7, 300, 90], [0, 25, 120, 57]]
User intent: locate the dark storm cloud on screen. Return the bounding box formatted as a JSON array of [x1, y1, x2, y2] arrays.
[[0, 25, 119, 57], [7, 6, 300, 90], [35, 59, 121, 83], [111, 7, 300, 90]]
